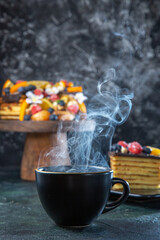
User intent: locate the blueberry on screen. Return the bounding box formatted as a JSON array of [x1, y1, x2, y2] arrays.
[[24, 115, 31, 120], [4, 87, 10, 95], [47, 108, 54, 114], [111, 144, 121, 152], [58, 100, 65, 106], [18, 87, 25, 93], [142, 146, 151, 154], [25, 85, 36, 92], [50, 114, 58, 121]]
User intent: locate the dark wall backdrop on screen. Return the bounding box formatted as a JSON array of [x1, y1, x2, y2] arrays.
[[0, 0, 160, 173]]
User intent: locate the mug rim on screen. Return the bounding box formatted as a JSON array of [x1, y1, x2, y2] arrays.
[[35, 165, 113, 175]]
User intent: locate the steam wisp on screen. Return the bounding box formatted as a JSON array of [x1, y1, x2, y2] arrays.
[[39, 69, 133, 172]]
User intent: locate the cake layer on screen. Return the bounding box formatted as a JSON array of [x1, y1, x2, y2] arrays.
[[111, 160, 159, 169], [113, 174, 160, 184], [113, 183, 160, 190], [112, 166, 159, 175], [0, 115, 19, 119]]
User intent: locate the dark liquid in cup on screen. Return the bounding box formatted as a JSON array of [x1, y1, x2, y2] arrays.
[[38, 165, 110, 173]]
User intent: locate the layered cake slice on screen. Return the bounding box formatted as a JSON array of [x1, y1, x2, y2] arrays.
[[109, 141, 160, 190]]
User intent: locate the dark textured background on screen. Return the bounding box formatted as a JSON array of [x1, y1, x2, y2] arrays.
[[0, 0, 160, 174]]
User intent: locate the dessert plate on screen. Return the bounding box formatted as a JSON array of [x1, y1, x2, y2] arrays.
[[110, 188, 160, 202]]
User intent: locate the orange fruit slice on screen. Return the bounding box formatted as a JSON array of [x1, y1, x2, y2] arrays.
[[79, 102, 87, 113], [2, 79, 14, 95], [67, 86, 83, 93], [19, 99, 29, 121], [40, 98, 54, 110], [10, 81, 27, 93], [147, 146, 160, 156]]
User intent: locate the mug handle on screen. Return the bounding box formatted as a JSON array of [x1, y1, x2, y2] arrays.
[[102, 177, 130, 213]]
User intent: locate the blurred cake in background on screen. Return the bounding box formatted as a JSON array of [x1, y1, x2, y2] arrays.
[[0, 79, 87, 121], [109, 141, 160, 190]]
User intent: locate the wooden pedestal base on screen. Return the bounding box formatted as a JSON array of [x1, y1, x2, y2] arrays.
[[0, 120, 95, 181], [20, 132, 70, 181]]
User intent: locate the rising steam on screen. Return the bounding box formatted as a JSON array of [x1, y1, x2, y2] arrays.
[[38, 68, 133, 172]]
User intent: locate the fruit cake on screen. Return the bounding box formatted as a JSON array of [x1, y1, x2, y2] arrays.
[[0, 79, 87, 121], [109, 141, 160, 190]]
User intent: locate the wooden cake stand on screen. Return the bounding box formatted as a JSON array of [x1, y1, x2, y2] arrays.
[[0, 120, 95, 181]]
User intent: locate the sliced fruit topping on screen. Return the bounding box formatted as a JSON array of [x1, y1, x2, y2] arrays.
[[118, 141, 128, 148], [10, 81, 27, 93], [26, 81, 48, 89], [60, 79, 68, 87], [146, 146, 160, 156], [128, 141, 143, 154], [67, 86, 83, 93], [49, 114, 58, 120], [34, 89, 43, 96], [121, 146, 128, 154], [79, 102, 87, 113], [31, 110, 50, 121], [67, 104, 79, 114], [49, 94, 60, 101], [40, 98, 54, 110], [47, 108, 54, 114], [60, 95, 69, 104], [24, 115, 31, 120], [2, 79, 14, 95], [31, 105, 42, 115], [19, 99, 29, 121], [67, 82, 74, 87]]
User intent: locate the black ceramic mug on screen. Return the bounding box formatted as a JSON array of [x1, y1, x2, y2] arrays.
[[35, 165, 129, 228]]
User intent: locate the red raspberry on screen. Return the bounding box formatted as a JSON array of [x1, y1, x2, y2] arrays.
[[128, 141, 143, 154], [49, 94, 59, 101], [31, 105, 42, 115], [118, 141, 128, 148], [67, 104, 79, 114], [34, 89, 43, 96]]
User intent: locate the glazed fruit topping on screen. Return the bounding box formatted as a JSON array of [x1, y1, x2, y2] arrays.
[[34, 89, 43, 96], [128, 141, 143, 154], [118, 141, 128, 148], [67, 103, 79, 114], [49, 94, 59, 101], [31, 105, 42, 115]]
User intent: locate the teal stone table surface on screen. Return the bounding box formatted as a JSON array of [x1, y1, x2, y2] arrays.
[[0, 173, 160, 240]]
